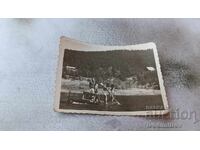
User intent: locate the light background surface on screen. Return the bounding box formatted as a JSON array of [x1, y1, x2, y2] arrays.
[[0, 19, 200, 130]]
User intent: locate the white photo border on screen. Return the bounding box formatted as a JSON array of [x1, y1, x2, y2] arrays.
[[54, 36, 169, 116]]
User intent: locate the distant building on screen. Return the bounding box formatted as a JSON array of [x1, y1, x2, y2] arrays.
[[66, 66, 78, 76], [146, 67, 155, 71]]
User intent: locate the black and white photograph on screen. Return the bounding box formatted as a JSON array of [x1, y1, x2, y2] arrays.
[[54, 37, 168, 115]]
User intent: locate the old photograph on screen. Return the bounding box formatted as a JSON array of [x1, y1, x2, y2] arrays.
[[54, 37, 168, 115]]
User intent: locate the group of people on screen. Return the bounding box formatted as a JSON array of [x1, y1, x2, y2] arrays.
[[88, 78, 120, 105]]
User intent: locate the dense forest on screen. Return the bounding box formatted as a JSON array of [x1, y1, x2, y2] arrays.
[[62, 49, 160, 89]]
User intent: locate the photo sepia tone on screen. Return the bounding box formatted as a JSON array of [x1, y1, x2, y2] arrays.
[[54, 38, 168, 115]]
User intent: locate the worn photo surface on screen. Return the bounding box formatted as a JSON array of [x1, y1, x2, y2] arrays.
[[59, 48, 165, 112]]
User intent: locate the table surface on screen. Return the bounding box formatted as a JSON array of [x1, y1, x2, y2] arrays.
[[0, 19, 200, 130]]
